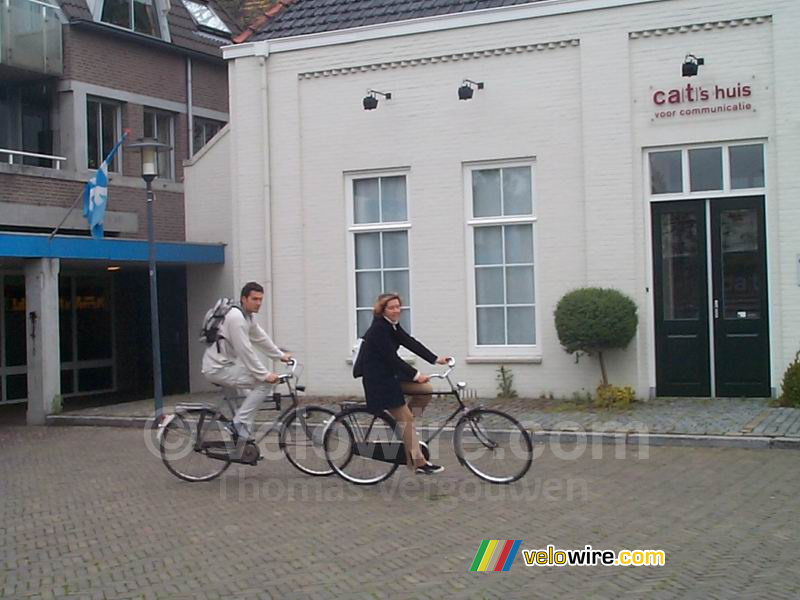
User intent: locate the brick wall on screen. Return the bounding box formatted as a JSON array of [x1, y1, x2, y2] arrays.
[[191, 59, 229, 113], [0, 173, 184, 241]]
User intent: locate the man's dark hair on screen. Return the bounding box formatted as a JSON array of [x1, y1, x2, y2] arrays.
[[240, 281, 264, 299]]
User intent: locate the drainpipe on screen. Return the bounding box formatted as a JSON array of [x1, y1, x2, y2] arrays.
[[259, 53, 274, 338], [186, 57, 194, 157]]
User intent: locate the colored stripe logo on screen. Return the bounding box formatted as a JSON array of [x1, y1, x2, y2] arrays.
[[470, 540, 522, 571]]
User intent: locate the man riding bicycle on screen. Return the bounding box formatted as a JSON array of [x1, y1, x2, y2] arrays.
[[201, 281, 291, 441]]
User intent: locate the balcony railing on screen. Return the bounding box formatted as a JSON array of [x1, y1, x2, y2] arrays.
[[0, 0, 63, 75], [0, 147, 66, 169]]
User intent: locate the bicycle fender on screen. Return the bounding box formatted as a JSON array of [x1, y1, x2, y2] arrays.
[[156, 413, 178, 442]]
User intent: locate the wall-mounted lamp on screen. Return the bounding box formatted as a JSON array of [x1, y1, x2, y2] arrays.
[[458, 79, 484, 100], [363, 89, 392, 110], [682, 54, 704, 77]]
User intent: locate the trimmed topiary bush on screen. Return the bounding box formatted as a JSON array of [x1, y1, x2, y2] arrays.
[[778, 351, 800, 407], [554, 287, 638, 386]]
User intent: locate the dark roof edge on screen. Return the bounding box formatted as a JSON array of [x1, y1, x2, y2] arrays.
[[69, 18, 226, 62]]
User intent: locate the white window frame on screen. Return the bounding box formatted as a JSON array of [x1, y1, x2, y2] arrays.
[[645, 140, 766, 201], [144, 108, 175, 180], [345, 169, 413, 349], [464, 158, 539, 359], [86, 96, 122, 173]]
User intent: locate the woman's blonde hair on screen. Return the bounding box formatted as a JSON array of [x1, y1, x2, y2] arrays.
[[373, 292, 403, 316]]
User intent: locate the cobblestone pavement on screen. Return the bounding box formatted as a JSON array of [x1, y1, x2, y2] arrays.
[[2, 425, 799, 599]]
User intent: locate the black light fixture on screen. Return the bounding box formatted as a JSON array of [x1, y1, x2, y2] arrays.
[[363, 89, 391, 110], [681, 54, 704, 77], [458, 79, 484, 100]]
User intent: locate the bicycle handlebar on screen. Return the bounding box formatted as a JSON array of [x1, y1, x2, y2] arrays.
[[429, 358, 456, 379]]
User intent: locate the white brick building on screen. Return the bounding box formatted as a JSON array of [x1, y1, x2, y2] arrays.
[[184, 0, 800, 400]]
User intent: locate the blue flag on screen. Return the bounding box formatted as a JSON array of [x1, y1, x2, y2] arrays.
[[83, 132, 127, 240]]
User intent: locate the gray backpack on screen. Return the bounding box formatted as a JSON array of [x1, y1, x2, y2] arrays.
[[199, 298, 243, 348]]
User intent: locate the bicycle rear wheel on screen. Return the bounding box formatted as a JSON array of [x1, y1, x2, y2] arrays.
[[160, 412, 233, 482], [279, 405, 336, 476], [453, 409, 532, 484], [323, 408, 400, 485]]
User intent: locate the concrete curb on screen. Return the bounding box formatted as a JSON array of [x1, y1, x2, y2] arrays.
[[45, 414, 800, 450]]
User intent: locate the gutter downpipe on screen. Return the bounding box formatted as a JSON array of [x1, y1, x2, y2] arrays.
[[187, 57, 194, 157], [258, 44, 274, 339]]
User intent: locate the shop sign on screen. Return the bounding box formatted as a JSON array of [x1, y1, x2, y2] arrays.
[[651, 82, 754, 120]]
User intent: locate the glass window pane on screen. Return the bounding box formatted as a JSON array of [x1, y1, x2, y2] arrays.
[[399, 309, 411, 333], [59, 276, 72, 362], [87, 101, 99, 169], [650, 150, 682, 194], [506, 266, 534, 304], [4, 276, 26, 367], [474, 226, 502, 265], [661, 211, 702, 320], [133, 0, 159, 36], [101, 0, 131, 29], [181, 0, 231, 32], [504, 224, 533, 264], [380, 176, 407, 222], [75, 277, 112, 361], [355, 233, 381, 269], [502, 166, 532, 215], [475, 267, 504, 305], [730, 144, 764, 189], [382, 231, 408, 268], [357, 309, 373, 338], [101, 103, 117, 171], [507, 307, 535, 344], [192, 121, 204, 153], [356, 272, 381, 308], [61, 370, 74, 395], [477, 307, 505, 345], [384, 270, 409, 302], [689, 147, 722, 192], [354, 178, 379, 224], [720, 208, 761, 319], [472, 169, 501, 217], [144, 111, 155, 138], [6, 374, 27, 401]]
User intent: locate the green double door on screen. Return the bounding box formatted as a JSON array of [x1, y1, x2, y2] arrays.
[[652, 197, 770, 397]]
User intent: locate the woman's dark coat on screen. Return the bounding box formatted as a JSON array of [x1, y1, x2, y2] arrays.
[[353, 316, 437, 412]]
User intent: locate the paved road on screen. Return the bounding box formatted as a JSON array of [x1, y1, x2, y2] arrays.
[[1, 425, 798, 599]]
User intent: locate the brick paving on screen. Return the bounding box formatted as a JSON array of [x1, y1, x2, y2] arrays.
[[2, 425, 800, 599]]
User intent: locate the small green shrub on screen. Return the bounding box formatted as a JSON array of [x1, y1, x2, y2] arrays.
[[594, 384, 636, 409], [778, 351, 800, 407], [554, 287, 638, 386], [496, 365, 518, 398]]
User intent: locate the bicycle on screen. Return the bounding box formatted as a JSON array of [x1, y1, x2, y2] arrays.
[[322, 359, 533, 485], [159, 359, 336, 482]]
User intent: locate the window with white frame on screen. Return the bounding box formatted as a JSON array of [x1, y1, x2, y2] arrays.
[[348, 173, 411, 338], [87, 97, 121, 172], [144, 109, 174, 179], [466, 162, 537, 353], [648, 142, 765, 196]]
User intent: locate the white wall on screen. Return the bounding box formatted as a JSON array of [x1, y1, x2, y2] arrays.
[[190, 0, 800, 399]]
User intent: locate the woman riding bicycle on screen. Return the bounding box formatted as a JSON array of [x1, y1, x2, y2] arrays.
[[353, 292, 451, 475]]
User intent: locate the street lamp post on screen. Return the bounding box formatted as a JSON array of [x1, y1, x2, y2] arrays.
[[127, 138, 171, 423]]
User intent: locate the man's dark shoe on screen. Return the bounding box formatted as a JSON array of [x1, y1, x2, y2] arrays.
[[415, 462, 445, 475]]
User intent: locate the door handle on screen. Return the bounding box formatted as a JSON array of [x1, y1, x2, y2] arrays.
[[713, 299, 719, 319]]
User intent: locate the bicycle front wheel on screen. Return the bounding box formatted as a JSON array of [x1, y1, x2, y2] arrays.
[[323, 408, 400, 485], [160, 412, 232, 482], [454, 409, 532, 484], [279, 405, 336, 476]]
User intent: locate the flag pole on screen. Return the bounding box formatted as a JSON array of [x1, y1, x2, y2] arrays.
[[47, 187, 86, 241]]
